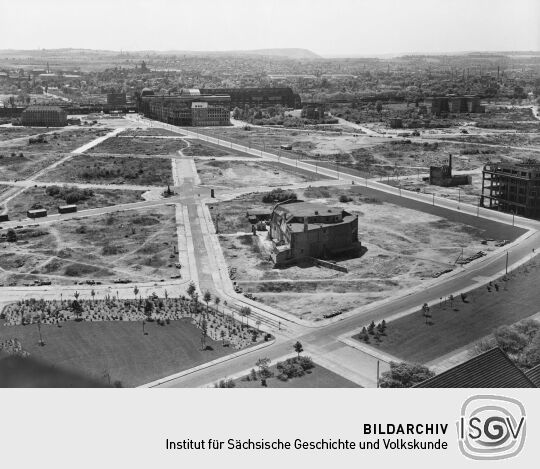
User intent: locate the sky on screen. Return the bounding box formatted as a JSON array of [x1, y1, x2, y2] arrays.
[[0, 0, 539, 57]]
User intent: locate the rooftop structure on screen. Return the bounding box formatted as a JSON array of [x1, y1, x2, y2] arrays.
[[525, 364, 540, 387], [415, 348, 536, 388], [269, 200, 359, 265], [481, 161, 540, 219]]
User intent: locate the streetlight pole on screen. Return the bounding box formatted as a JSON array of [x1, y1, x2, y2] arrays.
[[37, 320, 45, 346], [506, 251, 509, 275]]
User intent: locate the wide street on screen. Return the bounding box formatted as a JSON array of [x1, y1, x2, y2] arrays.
[[125, 115, 540, 387], [1, 114, 539, 387]]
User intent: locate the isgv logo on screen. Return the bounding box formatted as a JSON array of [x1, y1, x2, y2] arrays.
[[457, 395, 526, 460]]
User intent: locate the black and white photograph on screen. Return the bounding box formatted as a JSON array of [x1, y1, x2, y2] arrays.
[[0, 0, 539, 466]]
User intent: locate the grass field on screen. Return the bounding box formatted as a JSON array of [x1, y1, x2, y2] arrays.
[[89, 136, 187, 155], [37, 155, 173, 186], [0, 318, 233, 387], [0, 128, 109, 153], [0, 127, 46, 142], [366, 257, 540, 364], [0, 205, 178, 286], [235, 362, 359, 388], [120, 128, 182, 137], [0, 151, 67, 180], [183, 140, 250, 157], [5, 186, 145, 220]]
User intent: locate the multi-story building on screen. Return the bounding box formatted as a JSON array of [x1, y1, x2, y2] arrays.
[[425, 95, 484, 116], [200, 87, 301, 109], [268, 201, 360, 265], [21, 105, 67, 127], [138, 89, 230, 126], [481, 161, 540, 218]]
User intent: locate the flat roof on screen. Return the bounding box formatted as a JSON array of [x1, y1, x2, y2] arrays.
[[276, 201, 341, 218]]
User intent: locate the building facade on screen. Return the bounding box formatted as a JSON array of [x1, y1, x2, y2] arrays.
[[21, 105, 67, 127], [425, 95, 484, 116], [200, 87, 301, 109], [138, 89, 231, 126], [268, 201, 359, 265], [481, 162, 540, 218]]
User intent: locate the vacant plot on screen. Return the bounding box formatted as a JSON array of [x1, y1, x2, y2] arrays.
[[384, 172, 483, 206], [196, 159, 326, 189], [121, 128, 182, 137], [0, 128, 109, 153], [0, 127, 46, 142], [4, 186, 145, 220], [215, 185, 522, 320], [369, 257, 540, 364], [0, 205, 177, 286], [89, 136, 187, 155], [0, 151, 68, 180], [37, 155, 173, 186], [183, 139, 251, 158], [0, 319, 234, 387], [235, 361, 359, 388]]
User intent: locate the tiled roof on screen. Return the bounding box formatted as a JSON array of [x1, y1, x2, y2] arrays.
[[415, 348, 537, 388], [525, 364, 540, 387]]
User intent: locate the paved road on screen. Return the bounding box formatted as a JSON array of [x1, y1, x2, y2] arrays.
[[124, 116, 540, 387]]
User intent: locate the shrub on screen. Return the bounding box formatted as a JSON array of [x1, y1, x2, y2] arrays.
[[262, 188, 297, 204], [339, 194, 353, 203]]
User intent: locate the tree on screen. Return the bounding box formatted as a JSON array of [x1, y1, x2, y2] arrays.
[[240, 306, 251, 328], [200, 319, 208, 350], [144, 298, 154, 319], [256, 357, 273, 386], [214, 297, 221, 315], [294, 341, 303, 358], [6, 229, 17, 243], [90, 289, 96, 301], [379, 362, 435, 388], [133, 286, 139, 305], [187, 281, 196, 298], [203, 290, 212, 316], [71, 299, 83, 321]]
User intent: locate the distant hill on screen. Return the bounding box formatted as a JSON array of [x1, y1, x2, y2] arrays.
[[239, 48, 321, 59], [0, 48, 322, 60]]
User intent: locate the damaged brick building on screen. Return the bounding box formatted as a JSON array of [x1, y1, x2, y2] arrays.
[[268, 201, 360, 265]]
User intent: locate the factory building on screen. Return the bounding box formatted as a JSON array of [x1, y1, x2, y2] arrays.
[[428, 154, 471, 187], [481, 161, 540, 218], [268, 201, 360, 265], [21, 105, 67, 127], [138, 89, 230, 126], [425, 95, 484, 116], [200, 87, 301, 109]]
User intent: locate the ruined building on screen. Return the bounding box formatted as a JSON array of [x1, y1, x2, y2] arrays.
[[429, 154, 471, 187], [425, 95, 484, 116], [268, 201, 360, 265], [481, 162, 540, 218]]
